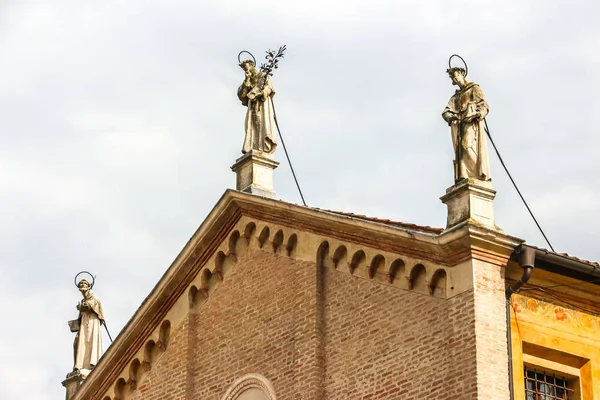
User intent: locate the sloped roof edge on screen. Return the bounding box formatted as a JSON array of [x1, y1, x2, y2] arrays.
[[72, 190, 242, 400]]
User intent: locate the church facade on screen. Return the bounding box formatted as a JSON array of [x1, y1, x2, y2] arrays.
[[64, 189, 600, 400]]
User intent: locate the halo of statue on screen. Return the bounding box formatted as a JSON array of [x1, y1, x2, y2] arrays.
[[442, 54, 492, 183], [237, 50, 256, 66], [448, 54, 468, 77], [74, 271, 95, 289]]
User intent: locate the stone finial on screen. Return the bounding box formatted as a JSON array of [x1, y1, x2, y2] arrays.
[[440, 179, 497, 230]]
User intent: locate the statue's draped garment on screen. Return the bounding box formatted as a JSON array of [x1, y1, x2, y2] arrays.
[[74, 294, 104, 370], [442, 82, 491, 181], [238, 74, 277, 155]]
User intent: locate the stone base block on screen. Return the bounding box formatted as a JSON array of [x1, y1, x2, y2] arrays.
[[231, 151, 279, 199], [62, 370, 85, 400], [440, 178, 497, 230]]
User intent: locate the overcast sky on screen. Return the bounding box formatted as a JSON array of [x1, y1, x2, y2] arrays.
[[1, 1, 599, 398]]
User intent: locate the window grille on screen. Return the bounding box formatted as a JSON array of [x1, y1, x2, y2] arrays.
[[524, 367, 575, 400]]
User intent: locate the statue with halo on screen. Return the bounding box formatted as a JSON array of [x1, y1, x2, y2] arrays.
[[69, 272, 105, 374], [442, 55, 492, 183], [237, 46, 286, 157]]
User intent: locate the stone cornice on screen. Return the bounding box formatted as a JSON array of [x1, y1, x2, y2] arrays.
[[464, 224, 524, 266], [233, 193, 476, 267]]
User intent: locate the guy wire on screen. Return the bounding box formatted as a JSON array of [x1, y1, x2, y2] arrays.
[[483, 118, 555, 252], [103, 321, 114, 343], [271, 98, 307, 206]]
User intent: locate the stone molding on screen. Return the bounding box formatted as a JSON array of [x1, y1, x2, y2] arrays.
[[221, 373, 277, 400]]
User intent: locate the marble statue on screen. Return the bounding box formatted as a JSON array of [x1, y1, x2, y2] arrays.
[[237, 59, 277, 156], [442, 67, 491, 183], [70, 279, 104, 372]]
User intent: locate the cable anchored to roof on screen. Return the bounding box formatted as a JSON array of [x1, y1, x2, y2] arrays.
[[482, 119, 555, 251], [447, 54, 555, 251]]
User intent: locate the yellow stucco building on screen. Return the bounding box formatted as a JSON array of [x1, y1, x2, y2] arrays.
[[506, 246, 599, 399]]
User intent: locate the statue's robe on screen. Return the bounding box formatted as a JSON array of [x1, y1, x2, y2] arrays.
[[442, 82, 491, 182], [74, 294, 104, 371], [237, 74, 277, 155]]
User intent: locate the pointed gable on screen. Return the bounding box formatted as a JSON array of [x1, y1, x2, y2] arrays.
[[72, 189, 522, 400]]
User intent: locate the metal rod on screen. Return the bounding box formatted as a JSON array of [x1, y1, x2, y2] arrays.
[[271, 98, 307, 206], [103, 321, 114, 343], [483, 118, 555, 252]]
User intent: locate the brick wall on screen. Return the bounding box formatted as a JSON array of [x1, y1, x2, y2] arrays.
[[131, 248, 321, 400], [131, 317, 189, 400], [321, 264, 478, 399], [128, 248, 504, 400]]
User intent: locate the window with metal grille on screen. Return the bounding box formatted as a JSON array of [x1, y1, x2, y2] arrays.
[[525, 367, 575, 400]]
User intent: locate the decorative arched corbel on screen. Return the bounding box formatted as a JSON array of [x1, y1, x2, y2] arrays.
[[387, 258, 406, 284], [428, 269, 447, 296], [408, 264, 427, 291], [368, 254, 385, 279], [332, 245, 347, 269], [286, 233, 298, 257]]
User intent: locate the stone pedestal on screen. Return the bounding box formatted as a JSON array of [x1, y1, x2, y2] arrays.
[[62, 370, 86, 400], [440, 179, 497, 230], [231, 151, 279, 199]]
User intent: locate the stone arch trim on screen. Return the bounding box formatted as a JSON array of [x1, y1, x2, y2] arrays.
[[313, 239, 452, 297], [285, 233, 298, 257], [332, 245, 348, 269], [369, 254, 386, 279], [258, 226, 270, 248], [349, 250, 366, 274], [429, 268, 447, 296], [221, 373, 277, 400], [316, 241, 330, 268], [272, 229, 284, 253], [113, 378, 127, 400], [408, 263, 427, 290], [388, 258, 406, 284]]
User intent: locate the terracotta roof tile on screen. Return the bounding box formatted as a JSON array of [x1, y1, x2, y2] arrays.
[[305, 201, 599, 267], [306, 199, 598, 268], [314, 209, 443, 234], [314, 211, 597, 267], [527, 245, 599, 268]]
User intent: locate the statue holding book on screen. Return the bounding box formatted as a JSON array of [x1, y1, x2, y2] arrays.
[[69, 276, 104, 373]]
